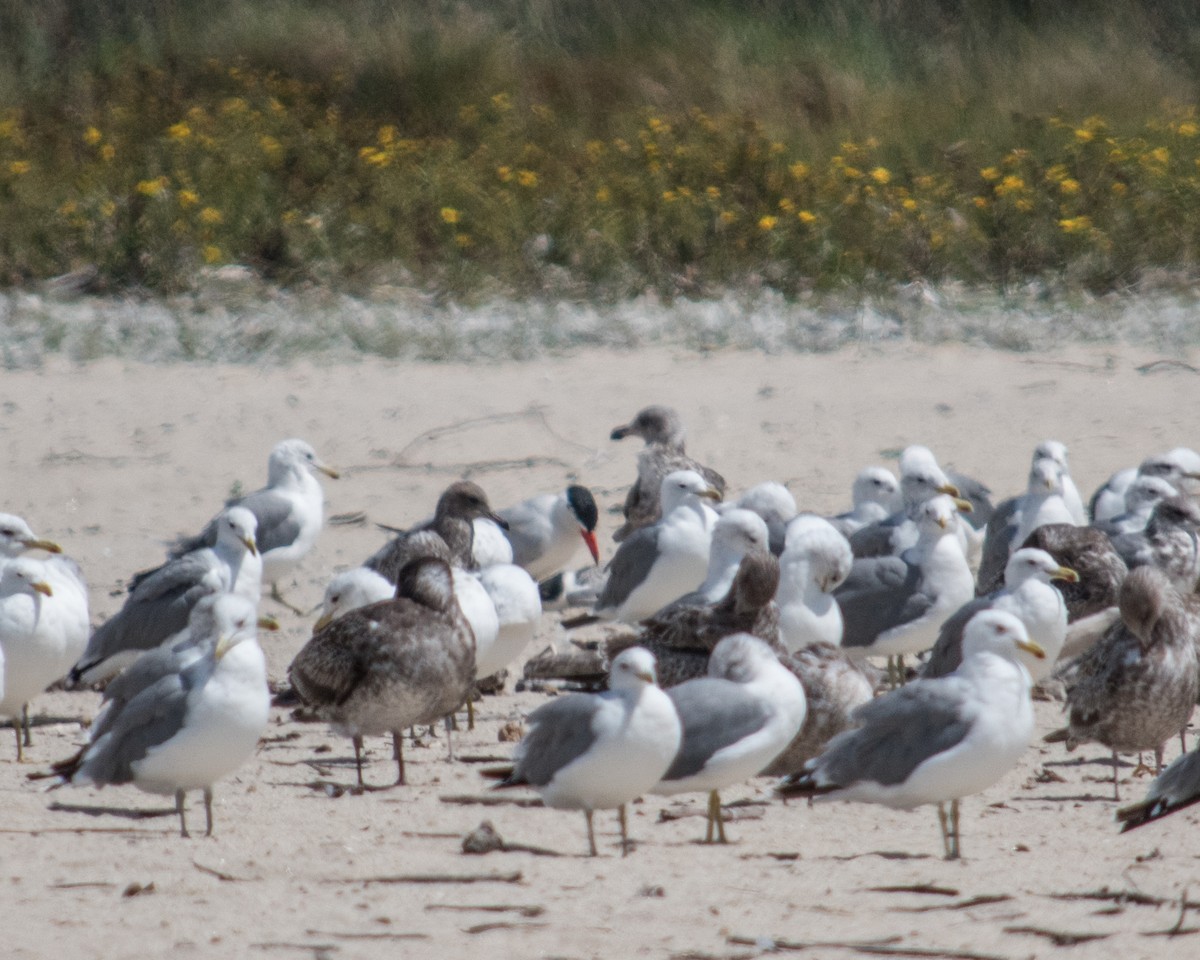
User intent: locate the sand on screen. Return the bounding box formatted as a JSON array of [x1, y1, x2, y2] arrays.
[[2, 342, 1200, 960]]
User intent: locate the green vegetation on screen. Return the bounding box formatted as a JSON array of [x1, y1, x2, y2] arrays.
[[3, 0, 1200, 297]]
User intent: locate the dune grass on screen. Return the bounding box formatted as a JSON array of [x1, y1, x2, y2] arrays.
[[2, 1, 1200, 298]]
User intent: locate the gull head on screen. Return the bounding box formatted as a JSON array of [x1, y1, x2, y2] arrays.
[[1003, 547, 1079, 588], [609, 646, 658, 689], [962, 610, 1045, 663], [0, 514, 62, 559]]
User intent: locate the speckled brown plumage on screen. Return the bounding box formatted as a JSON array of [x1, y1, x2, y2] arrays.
[[1110, 496, 1200, 595], [1020, 523, 1127, 622], [288, 558, 475, 786]]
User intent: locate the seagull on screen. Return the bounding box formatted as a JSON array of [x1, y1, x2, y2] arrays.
[[499, 485, 601, 581], [1117, 744, 1200, 830], [313, 567, 396, 631], [1018, 523, 1128, 623], [0, 514, 88, 664], [0, 514, 64, 570], [827, 467, 901, 540], [721, 483, 797, 555], [609, 405, 726, 542], [1046, 565, 1199, 800], [475, 564, 542, 679], [469, 517, 514, 568], [487, 646, 682, 856], [780, 610, 1044, 860], [67, 507, 261, 688], [1091, 448, 1200, 523], [836, 495, 976, 681], [652, 634, 806, 843], [48, 593, 269, 837], [170, 439, 337, 611], [1109, 495, 1200, 595], [288, 557, 476, 787], [366, 481, 509, 581], [0, 558, 88, 760], [1092, 475, 1177, 539], [847, 445, 969, 559], [777, 515, 853, 654], [590, 470, 721, 623], [1011, 456, 1078, 551], [655, 509, 770, 613], [922, 548, 1077, 681]]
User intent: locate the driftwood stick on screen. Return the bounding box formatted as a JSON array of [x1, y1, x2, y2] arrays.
[[728, 934, 1005, 960], [324, 871, 523, 886]]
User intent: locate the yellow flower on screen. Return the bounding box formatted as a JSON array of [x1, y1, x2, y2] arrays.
[[167, 122, 191, 140], [497, 165, 513, 182], [83, 126, 103, 146], [1074, 128, 1094, 143], [100, 144, 116, 162], [705, 186, 721, 200], [870, 166, 891, 185], [1111, 181, 1128, 195], [136, 177, 168, 197], [1178, 121, 1199, 137], [585, 140, 605, 161], [980, 166, 1001, 181], [662, 190, 677, 203], [996, 175, 1026, 196], [8, 160, 30, 176], [203, 245, 222, 264], [178, 189, 200, 208], [1145, 146, 1170, 167], [719, 210, 737, 224], [595, 187, 610, 203], [757, 215, 778, 231], [440, 207, 460, 225], [1058, 178, 1080, 194], [260, 136, 283, 160], [199, 207, 223, 225], [797, 210, 816, 224], [769, 141, 786, 155], [490, 92, 512, 112], [1015, 198, 1033, 212], [100, 200, 117, 218], [973, 196, 989, 209], [778, 198, 795, 213], [1058, 215, 1092, 234], [517, 169, 538, 188], [789, 162, 809, 180], [901, 198, 918, 211], [454, 233, 472, 248], [378, 125, 398, 145], [57, 201, 78, 216]]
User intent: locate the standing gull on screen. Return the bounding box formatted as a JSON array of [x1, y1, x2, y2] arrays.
[[777, 515, 853, 653], [922, 548, 1077, 681], [609, 405, 726, 542], [722, 483, 798, 556], [1046, 565, 1199, 799], [836, 495, 975, 679], [288, 558, 475, 787], [1093, 475, 1177, 539], [0, 558, 87, 760], [653, 634, 806, 843], [48, 593, 269, 837], [1109, 495, 1200, 595], [499, 485, 601, 581], [488, 646, 682, 856], [590, 470, 721, 623], [1011, 457, 1078, 553], [0, 514, 64, 571], [656, 509, 770, 613], [67, 507, 261, 687], [1091, 447, 1200, 523], [171, 439, 338, 611], [827, 467, 901, 540], [780, 610, 1044, 860], [366, 481, 508, 581]]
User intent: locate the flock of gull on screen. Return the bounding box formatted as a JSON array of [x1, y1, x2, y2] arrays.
[[5, 409, 1200, 858]]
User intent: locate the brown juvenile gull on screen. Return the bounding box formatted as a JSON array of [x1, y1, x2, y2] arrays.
[[836, 495, 975, 682], [169, 438, 338, 611], [1019, 523, 1127, 623], [652, 634, 806, 843], [499, 485, 600, 582], [609, 404, 726, 542], [365, 480, 509, 582], [67, 507, 261, 688], [288, 557, 475, 787], [1046, 566, 1199, 800], [848, 445, 971, 560], [486, 646, 681, 856], [47, 593, 269, 837], [1117, 743, 1200, 830], [1109, 495, 1200, 595], [922, 548, 1077, 681], [780, 610, 1044, 860]]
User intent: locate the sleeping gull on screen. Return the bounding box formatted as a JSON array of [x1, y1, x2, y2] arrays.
[[836, 495, 975, 680], [1117, 744, 1200, 830], [848, 445, 969, 559], [48, 593, 269, 837], [922, 547, 1077, 681], [0, 558, 88, 759], [1109, 495, 1200, 594], [655, 509, 770, 613], [1046, 565, 1199, 799], [288, 557, 475, 787], [652, 634, 806, 843], [475, 564, 542, 678], [366, 481, 508, 580], [488, 646, 681, 856], [777, 515, 853, 653], [1092, 475, 1177, 538], [827, 467, 901, 540], [67, 507, 261, 688], [779, 610, 1044, 860], [610, 405, 726, 542], [170, 439, 337, 611], [499, 485, 600, 581], [721, 483, 797, 556], [470, 517, 515, 568], [590, 470, 721, 623]]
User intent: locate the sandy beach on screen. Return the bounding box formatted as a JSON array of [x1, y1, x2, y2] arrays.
[[2, 342, 1200, 960]]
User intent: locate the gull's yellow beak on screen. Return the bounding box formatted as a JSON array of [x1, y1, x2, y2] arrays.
[[257, 614, 281, 632], [313, 611, 333, 633], [31, 580, 53, 597], [241, 535, 258, 556], [20, 537, 62, 555], [1052, 566, 1080, 583], [214, 632, 234, 661], [1016, 638, 1047, 660], [634, 668, 656, 684], [317, 462, 341, 480], [699, 487, 723, 503], [953, 497, 974, 513], [937, 482, 961, 498]]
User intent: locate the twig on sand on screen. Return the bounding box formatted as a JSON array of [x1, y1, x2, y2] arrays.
[[1143, 887, 1200, 938], [727, 934, 1006, 960], [1048, 888, 1168, 907], [193, 860, 254, 882], [323, 871, 524, 886], [440, 793, 545, 808], [464, 921, 550, 935], [1004, 926, 1109, 946], [1136, 359, 1200, 375], [867, 883, 960, 897], [893, 895, 1014, 913], [425, 904, 545, 917], [304, 930, 429, 941]]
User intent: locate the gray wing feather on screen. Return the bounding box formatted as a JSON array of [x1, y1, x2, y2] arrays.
[[512, 695, 603, 787], [976, 496, 1020, 595], [816, 680, 972, 787], [663, 679, 772, 780], [596, 527, 662, 611], [836, 557, 930, 649], [848, 514, 902, 559], [234, 489, 301, 554]]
